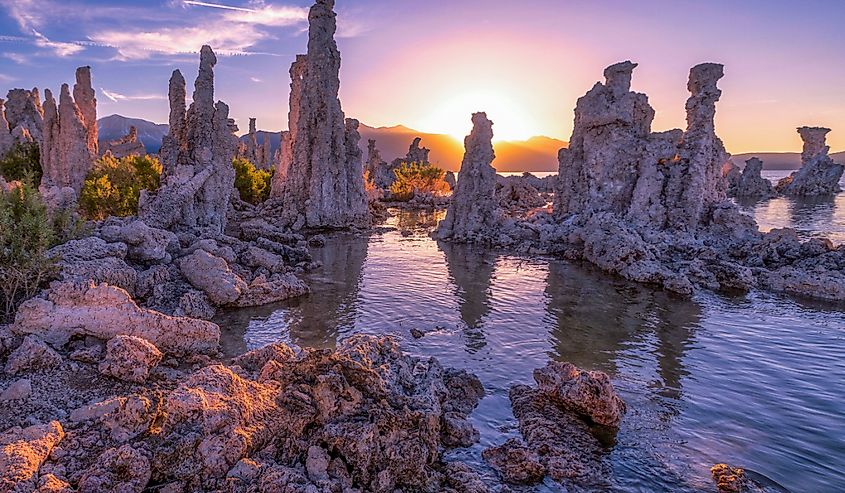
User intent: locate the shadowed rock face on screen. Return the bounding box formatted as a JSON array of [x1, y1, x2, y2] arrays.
[[0, 99, 13, 157], [140, 46, 238, 234], [776, 127, 844, 196], [3, 88, 43, 144], [733, 157, 776, 199], [270, 0, 369, 229], [437, 112, 499, 242]]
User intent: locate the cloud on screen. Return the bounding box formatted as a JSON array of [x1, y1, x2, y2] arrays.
[[250, 77, 263, 83], [32, 29, 84, 57], [100, 88, 166, 103], [184, 1, 307, 27], [0, 73, 15, 83], [0, 0, 85, 56]]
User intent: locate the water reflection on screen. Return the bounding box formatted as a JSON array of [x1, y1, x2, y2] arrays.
[[440, 241, 496, 352]]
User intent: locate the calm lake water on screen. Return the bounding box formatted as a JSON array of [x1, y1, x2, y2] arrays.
[[218, 191, 845, 492]]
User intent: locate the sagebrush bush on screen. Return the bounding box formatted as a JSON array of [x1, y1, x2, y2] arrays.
[[79, 154, 162, 220], [389, 162, 451, 201], [233, 157, 273, 205], [0, 141, 42, 183], [0, 181, 58, 322]]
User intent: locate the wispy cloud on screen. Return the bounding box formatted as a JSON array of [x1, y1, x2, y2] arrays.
[[0, 0, 85, 56], [250, 77, 263, 83], [0, 73, 16, 83], [184, 1, 307, 27], [2, 52, 28, 64], [100, 88, 166, 103]]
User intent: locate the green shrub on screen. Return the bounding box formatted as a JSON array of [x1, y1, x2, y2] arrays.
[[0, 181, 58, 322], [233, 157, 273, 205], [0, 142, 42, 183], [389, 162, 451, 202], [79, 154, 162, 220]]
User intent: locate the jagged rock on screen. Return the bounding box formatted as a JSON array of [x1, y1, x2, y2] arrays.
[[70, 395, 156, 443], [365, 138, 390, 189], [0, 421, 64, 491], [11, 280, 220, 354], [0, 379, 32, 401], [100, 125, 145, 158], [78, 444, 151, 493], [73, 67, 98, 157], [270, 0, 369, 229], [724, 162, 742, 196], [482, 438, 546, 485], [179, 249, 247, 305], [0, 98, 14, 157], [4, 335, 63, 375], [532, 361, 626, 427], [47, 237, 139, 295], [99, 218, 178, 264], [4, 88, 43, 144], [36, 473, 72, 492], [733, 158, 775, 199], [437, 112, 499, 241], [175, 290, 216, 320], [711, 464, 749, 493], [496, 175, 546, 211], [776, 127, 844, 196], [40, 83, 94, 197], [99, 335, 163, 383], [444, 171, 457, 190], [231, 273, 310, 308], [140, 46, 238, 234]]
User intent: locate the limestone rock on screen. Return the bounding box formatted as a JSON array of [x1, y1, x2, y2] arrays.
[[437, 112, 499, 241], [0, 98, 14, 157], [270, 0, 369, 229], [496, 175, 546, 211], [4, 88, 43, 145], [4, 335, 63, 375], [0, 379, 32, 402], [47, 237, 138, 295], [36, 474, 72, 493], [11, 280, 220, 354], [179, 249, 247, 305], [73, 66, 98, 157], [99, 218, 178, 264], [232, 274, 310, 308], [140, 46, 238, 234], [70, 395, 155, 443], [78, 444, 151, 493], [364, 138, 390, 190], [100, 125, 145, 158], [99, 335, 163, 383], [0, 421, 64, 491], [532, 361, 626, 427], [734, 158, 775, 199], [776, 127, 844, 196], [482, 438, 546, 485]]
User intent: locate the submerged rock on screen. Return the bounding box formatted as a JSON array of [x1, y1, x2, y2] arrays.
[[270, 0, 369, 229], [776, 127, 844, 196], [437, 112, 500, 241], [533, 361, 626, 427]]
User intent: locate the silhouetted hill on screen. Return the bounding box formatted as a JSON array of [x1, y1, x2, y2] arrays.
[[731, 151, 845, 170], [97, 114, 168, 153]]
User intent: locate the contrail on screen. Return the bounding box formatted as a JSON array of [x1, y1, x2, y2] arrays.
[[183, 1, 256, 13]]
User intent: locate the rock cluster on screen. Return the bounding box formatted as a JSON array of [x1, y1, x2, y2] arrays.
[[0, 335, 488, 493], [99, 125, 146, 159], [139, 46, 238, 235], [0, 99, 14, 158], [39, 67, 98, 203], [496, 174, 547, 212], [3, 88, 43, 146], [483, 361, 625, 489], [239, 118, 274, 169], [269, 0, 369, 229], [731, 157, 776, 199], [776, 127, 844, 196], [437, 112, 500, 241]]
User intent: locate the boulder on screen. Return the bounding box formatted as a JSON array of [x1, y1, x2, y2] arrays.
[[0, 421, 65, 491], [179, 249, 247, 305], [78, 444, 151, 493], [98, 335, 163, 383], [4, 335, 63, 375], [532, 361, 626, 427]]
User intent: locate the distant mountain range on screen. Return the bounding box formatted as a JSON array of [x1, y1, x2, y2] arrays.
[[99, 115, 843, 172], [97, 115, 566, 172]]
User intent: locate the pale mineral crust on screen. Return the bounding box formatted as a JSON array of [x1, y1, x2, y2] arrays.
[[99, 125, 146, 158], [4, 88, 43, 144], [733, 157, 775, 199], [270, 0, 369, 229], [437, 112, 500, 241], [776, 127, 844, 196], [140, 46, 238, 234]]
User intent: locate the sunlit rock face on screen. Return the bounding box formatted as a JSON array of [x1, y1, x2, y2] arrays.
[[437, 112, 500, 242], [73, 66, 98, 158], [733, 157, 776, 199], [0, 99, 13, 157], [555, 61, 731, 231], [139, 46, 238, 234], [776, 127, 844, 196], [100, 125, 146, 158], [4, 88, 43, 145], [270, 0, 369, 229]]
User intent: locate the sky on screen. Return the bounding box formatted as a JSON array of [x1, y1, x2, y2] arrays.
[[0, 0, 844, 153]]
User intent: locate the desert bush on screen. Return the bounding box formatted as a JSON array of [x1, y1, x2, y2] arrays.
[[389, 162, 451, 201], [233, 157, 273, 205], [0, 181, 58, 323], [79, 154, 162, 220], [0, 141, 41, 183]]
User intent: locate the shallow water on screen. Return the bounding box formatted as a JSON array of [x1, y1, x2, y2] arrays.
[[217, 209, 845, 492]]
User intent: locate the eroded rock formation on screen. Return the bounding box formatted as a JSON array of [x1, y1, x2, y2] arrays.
[[733, 157, 775, 199], [776, 127, 844, 196], [139, 46, 238, 234], [100, 126, 145, 159], [39, 69, 98, 200], [0, 99, 14, 157], [437, 112, 499, 241], [4, 88, 43, 145], [269, 0, 369, 229]]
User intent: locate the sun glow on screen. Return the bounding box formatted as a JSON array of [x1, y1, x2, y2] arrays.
[[417, 89, 541, 142]]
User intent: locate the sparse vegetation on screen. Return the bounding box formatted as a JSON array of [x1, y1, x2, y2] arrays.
[[389, 162, 451, 202], [0, 180, 59, 323], [233, 157, 273, 205], [0, 141, 42, 183], [79, 154, 162, 220]]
